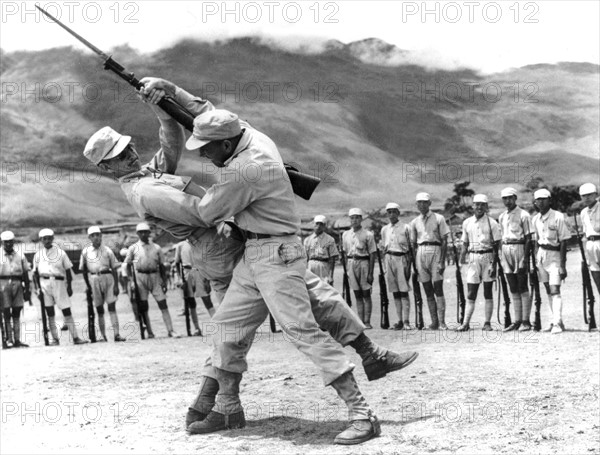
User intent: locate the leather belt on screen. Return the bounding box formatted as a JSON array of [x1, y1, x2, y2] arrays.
[[309, 257, 329, 262], [245, 231, 296, 240], [588, 235, 600, 241], [386, 251, 407, 257], [539, 244, 560, 251], [348, 255, 370, 260], [470, 249, 494, 254], [503, 239, 525, 245], [0, 275, 22, 280], [419, 242, 441, 246], [41, 275, 64, 280], [137, 270, 158, 274], [90, 270, 112, 275]]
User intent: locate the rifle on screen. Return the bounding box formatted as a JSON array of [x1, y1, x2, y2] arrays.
[[81, 265, 97, 343], [450, 228, 466, 324], [407, 242, 424, 330], [376, 248, 390, 329], [36, 5, 321, 201], [178, 263, 192, 337], [496, 261, 512, 328], [338, 232, 352, 307], [0, 308, 9, 349], [128, 264, 146, 340], [573, 214, 597, 331], [529, 246, 542, 331], [33, 271, 50, 346]]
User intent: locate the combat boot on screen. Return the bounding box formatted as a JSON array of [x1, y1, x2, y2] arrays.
[[334, 414, 381, 445], [185, 376, 219, 428], [187, 368, 245, 434]]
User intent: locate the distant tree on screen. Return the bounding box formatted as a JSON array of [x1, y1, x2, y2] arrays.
[[550, 184, 580, 214], [444, 181, 475, 216]]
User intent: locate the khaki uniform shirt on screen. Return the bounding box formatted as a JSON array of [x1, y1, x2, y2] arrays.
[[499, 206, 532, 241], [33, 244, 72, 277], [304, 232, 338, 261], [531, 209, 571, 247], [581, 201, 600, 237], [461, 215, 501, 251], [410, 211, 450, 244], [342, 228, 376, 257], [80, 245, 117, 273], [125, 240, 164, 273], [0, 247, 30, 277], [381, 222, 410, 253]]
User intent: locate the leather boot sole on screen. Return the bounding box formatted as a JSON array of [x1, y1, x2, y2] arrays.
[[187, 411, 245, 434], [363, 351, 419, 381]]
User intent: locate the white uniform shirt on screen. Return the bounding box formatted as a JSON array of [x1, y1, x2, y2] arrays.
[[304, 232, 338, 261], [381, 222, 410, 253], [125, 240, 164, 272], [499, 206, 532, 241], [80, 245, 117, 273], [461, 215, 501, 251], [0, 247, 30, 277], [581, 201, 600, 237], [342, 228, 376, 257], [531, 209, 571, 247], [33, 244, 72, 277]]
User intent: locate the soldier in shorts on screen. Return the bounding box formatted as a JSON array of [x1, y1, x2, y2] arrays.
[[410, 193, 450, 330], [457, 194, 501, 332], [498, 188, 533, 331], [579, 183, 600, 295], [0, 231, 31, 347], [175, 239, 214, 336], [342, 208, 377, 328], [125, 223, 180, 338], [79, 226, 126, 342], [380, 203, 412, 330], [32, 229, 87, 345], [304, 215, 338, 285], [531, 189, 571, 334]]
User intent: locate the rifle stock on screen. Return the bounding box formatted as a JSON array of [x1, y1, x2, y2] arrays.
[[128, 265, 146, 340], [529, 247, 542, 331], [33, 271, 50, 346], [450, 230, 466, 324], [497, 262, 512, 328], [407, 243, 424, 330], [178, 263, 192, 337], [376, 249, 390, 329], [85, 286, 97, 343], [338, 233, 352, 308], [573, 215, 597, 331]]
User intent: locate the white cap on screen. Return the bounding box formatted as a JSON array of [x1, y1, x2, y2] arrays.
[[416, 192, 431, 202], [501, 187, 518, 198], [39, 228, 54, 238], [119, 248, 128, 257], [473, 194, 488, 204], [385, 202, 401, 211], [534, 189, 551, 199], [579, 183, 597, 196], [1, 231, 15, 241], [87, 226, 101, 236], [348, 208, 364, 217], [313, 215, 327, 224], [136, 222, 151, 232]]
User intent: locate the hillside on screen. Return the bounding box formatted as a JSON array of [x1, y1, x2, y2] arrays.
[[1, 38, 599, 229]]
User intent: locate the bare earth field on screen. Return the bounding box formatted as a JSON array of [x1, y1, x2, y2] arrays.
[[1, 257, 599, 455]]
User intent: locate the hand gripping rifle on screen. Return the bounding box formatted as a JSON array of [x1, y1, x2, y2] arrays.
[[529, 245, 542, 331], [407, 242, 424, 330], [573, 214, 597, 331], [450, 228, 466, 324], [376, 248, 390, 329], [33, 271, 50, 346], [128, 264, 146, 339], [178, 263, 192, 337], [36, 6, 321, 201], [337, 232, 352, 307]]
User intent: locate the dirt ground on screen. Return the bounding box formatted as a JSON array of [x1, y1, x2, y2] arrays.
[[1, 257, 599, 455]]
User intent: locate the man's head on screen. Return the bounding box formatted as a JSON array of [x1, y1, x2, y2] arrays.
[[579, 183, 598, 208], [84, 126, 141, 178], [136, 222, 151, 243], [186, 110, 243, 168], [501, 187, 518, 211], [39, 228, 54, 249], [1, 231, 15, 254], [313, 215, 326, 235], [88, 226, 102, 248], [348, 208, 364, 229], [415, 192, 431, 215], [534, 189, 552, 214], [385, 202, 400, 224], [473, 194, 488, 218]]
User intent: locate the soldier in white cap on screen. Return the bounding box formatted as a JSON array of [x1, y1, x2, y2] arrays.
[[32, 229, 87, 345], [79, 226, 126, 342], [0, 231, 31, 347], [124, 222, 179, 338], [84, 77, 417, 445], [531, 189, 571, 333], [498, 188, 533, 331], [303, 215, 338, 284], [579, 183, 600, 294], [409, 193, 450, 330], [342, 208, 377, 329], [457, 194, 502, 332], [174, 239, 214, 335], [380, 202, 412, 330]]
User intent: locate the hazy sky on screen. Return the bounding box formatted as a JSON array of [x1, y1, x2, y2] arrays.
[[1, 1, 599, 73]]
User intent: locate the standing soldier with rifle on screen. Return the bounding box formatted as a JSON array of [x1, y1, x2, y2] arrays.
[[531, 189, 571, 334], [380, 203, 412, 330], [342, 208, 377, 329], [456, 195, 501, 332], [79, 226, 127, 342], [498, 188, 533, 331], [304, 215, 338, 285], [410, 193, 450, 330], [175, 239, 212, 336], [575, 183, 599, 330], [0, 231, 31, 348]]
